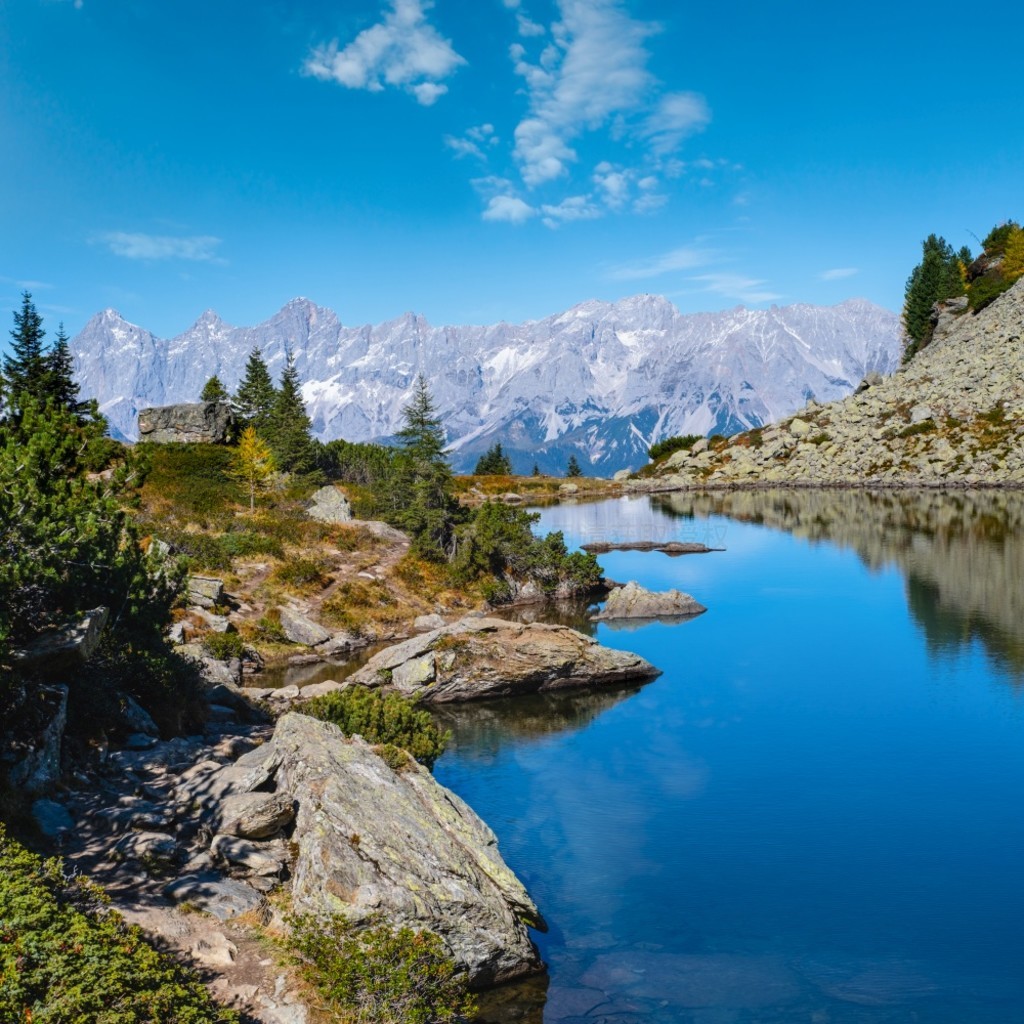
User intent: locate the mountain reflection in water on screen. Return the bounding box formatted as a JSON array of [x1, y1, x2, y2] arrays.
[[434, 489, 1024, 1023], [654, 488, 1024, 678]]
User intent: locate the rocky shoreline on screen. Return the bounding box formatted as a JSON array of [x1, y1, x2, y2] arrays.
[[638, 278, 1024, 491], [7, 602, 663, 1022]]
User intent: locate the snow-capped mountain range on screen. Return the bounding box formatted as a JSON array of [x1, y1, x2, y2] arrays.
[[70, 294, 902, 474]]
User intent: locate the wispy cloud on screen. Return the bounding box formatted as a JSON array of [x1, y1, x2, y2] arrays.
[[693, 273, 781, 304], [95, 231, 225, 263], [819, 267, 859, 281], [303, 0, 465, 106], [509, 0, 658, 186], [643, 91, 710, 155], [457, 0, 713, 228], [540, 195, 601, 228], [608, 246, 714, 280], [443, 123, 498, 160]]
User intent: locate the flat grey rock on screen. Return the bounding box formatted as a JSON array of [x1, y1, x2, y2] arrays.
[[164, 873, 267, 921]]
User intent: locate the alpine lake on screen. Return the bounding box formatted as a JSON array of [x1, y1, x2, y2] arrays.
[[429, 489, 1024, 1024]]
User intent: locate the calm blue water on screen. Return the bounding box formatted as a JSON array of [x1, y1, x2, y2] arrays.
[[434, 492, 1024, 1023]]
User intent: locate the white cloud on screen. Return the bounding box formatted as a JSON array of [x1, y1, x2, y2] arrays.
[[516, 13, 545, 36], [482, 196, 537, 223], [593, 166, 630, 208], [444, 135, 485, 159], [303, 0, 465, 106], [632, 191, 667, 214], [693, 273, 781, 303], [540, 195, 601, 228], [820, 267, 859, 281], [644, 91, 710, 154], [609, 246, 712, 280], [96, 232, 224, 263]]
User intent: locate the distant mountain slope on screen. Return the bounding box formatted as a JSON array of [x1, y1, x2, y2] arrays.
[[70, 294, 902, 474], [646, 278, 1024, 486]]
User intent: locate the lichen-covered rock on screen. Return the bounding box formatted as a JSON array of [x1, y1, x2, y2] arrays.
[[594, 581, 706, 620], [138, 402, 234, 444], [225, 713, 543, 987], [277, 607, 331, 647], [348, 617, 660, 703], [13, 607, 108, 672], [187, 575, 224, 609], [306, 485, 353, 523]]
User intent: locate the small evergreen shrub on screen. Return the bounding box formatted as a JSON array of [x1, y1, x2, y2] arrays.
[[271, 556, 330, 592], [303, 686, 449, 769], [648, 434, 702, 461], [202, 630, 245, 661], [289, 913, 474, 1024], [968, 273, 1014, 312], [0, 828, 238, 1024]]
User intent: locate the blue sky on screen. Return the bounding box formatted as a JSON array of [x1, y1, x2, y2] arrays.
[[2, 0, 1022, 346]]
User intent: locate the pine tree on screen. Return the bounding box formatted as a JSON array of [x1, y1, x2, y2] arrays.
[[566, 454, 583, 478], [200, 375, 230, 403], [474, 442, 513, 476], [233, 348, 277, 431], [902, 234, 965, 359], [44, 323, 83, 419], [266, 348, 317, 475], [2, 292, 48, 414], [532, 463, 541, 477], [231, 425, 276, 513], [387, 375, 462, 560]]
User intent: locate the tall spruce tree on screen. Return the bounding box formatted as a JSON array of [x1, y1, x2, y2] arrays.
[[387, 375, 462, 560], [233, 348, 277, 431], [2, 292, 48, 415], [200, 375, 230, 403], [902, 234, 965, 359], [45, 323, 84, 419], [266, 348, 317, 475]]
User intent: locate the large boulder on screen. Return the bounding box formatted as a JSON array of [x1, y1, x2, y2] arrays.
[[306, 486, 353, 524], [1, 685, 68, 793], [202, 713, 543, 987], [347, 617, 660, 703], [594, 581, 706, 621], [138, 402, 234, 444], [12, 607, 108, 673]]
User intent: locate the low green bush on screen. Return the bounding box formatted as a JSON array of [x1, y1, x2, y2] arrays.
[[304, 687, 449, 769], [968, 273, 1013, 312], [202, 630, 245, 661], [271, 556, 331, 592], [289, 913, 474, 1024], [648, 434, 702, 461], [0, 827, 238, 1024]]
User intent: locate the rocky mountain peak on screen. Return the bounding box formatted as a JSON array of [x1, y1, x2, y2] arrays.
[[70, 294, 903, 474]]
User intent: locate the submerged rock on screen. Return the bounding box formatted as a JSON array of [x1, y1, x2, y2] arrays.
[[347, 617, 660, 703], [594, 581, 706, 621]]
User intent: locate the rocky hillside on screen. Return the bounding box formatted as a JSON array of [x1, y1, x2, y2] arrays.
[[69, 295, 901, 474], [644, 279, 1024, 486]]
